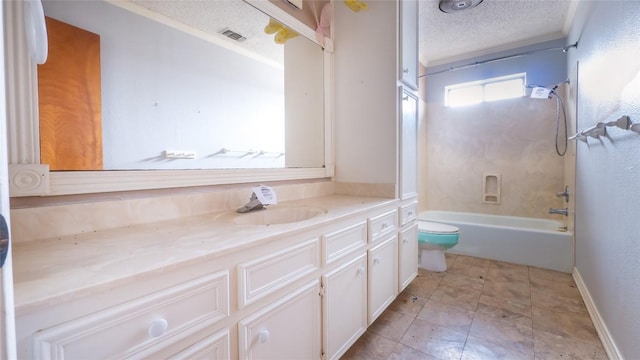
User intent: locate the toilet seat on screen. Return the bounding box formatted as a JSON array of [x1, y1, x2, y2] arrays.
[[418, 221, 459, 234]]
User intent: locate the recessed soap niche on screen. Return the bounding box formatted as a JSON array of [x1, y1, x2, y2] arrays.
[[482, 173, 501, 204]]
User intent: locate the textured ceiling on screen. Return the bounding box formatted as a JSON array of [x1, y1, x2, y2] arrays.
[[419, 0, 577, 67], [127, 0, 577, 68], [129, 0, 284, 63]]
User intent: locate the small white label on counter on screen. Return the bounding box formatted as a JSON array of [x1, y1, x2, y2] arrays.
[[253, 185, 278, 205]]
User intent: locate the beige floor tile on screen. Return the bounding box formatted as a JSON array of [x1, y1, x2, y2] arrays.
[[469, 314, 533, 347], [444, 252, 458, 268], [430, 284, 482, 311], [530, 288, 588, 315], [486, 260, 530, 282], [439, 273, 484, 291], [533, 329, 608, 360], [400, 318, 467, 360], [369, 309, 415, 342], [482, 278, 531, 305], [404, 274, 442, 299], [529, 273, 582, 302], [341, 331, 398, 360], [455, 255, 491, 268], [532, 307, 600, 344], [387, 343, 440, 360], [462, 334, 534, 360], [476, 294, 532, 327], [344, 255, 604, 360], [447, 256, 490, 280], [388, 291, 429, 317], [417, 300, 475, 334], [529, 266, 573, 282]]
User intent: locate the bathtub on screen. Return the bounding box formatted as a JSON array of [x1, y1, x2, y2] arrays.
[[418, 211, 574, 272]]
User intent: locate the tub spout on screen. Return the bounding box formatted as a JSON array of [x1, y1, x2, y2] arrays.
[[549, 208, 568, 216]]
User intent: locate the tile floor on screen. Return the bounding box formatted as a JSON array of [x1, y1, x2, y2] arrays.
[[341, 253, 608, 360]]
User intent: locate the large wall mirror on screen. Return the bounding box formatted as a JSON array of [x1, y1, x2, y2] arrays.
[[8, 0, 332, 196]]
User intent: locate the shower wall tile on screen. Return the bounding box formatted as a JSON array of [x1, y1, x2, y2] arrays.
[[422, 97, 565, 219]]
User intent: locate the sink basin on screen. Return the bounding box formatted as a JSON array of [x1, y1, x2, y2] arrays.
[[232, 206, 327, 226]]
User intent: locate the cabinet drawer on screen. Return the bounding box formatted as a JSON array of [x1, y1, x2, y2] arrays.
[[167, 328, 230, 360], [399, 202, 418, 227], [32, 271, 229, 360], [238, 237, 320, 308], [368, 210, 398, 243], [323, 221, 367, 265]]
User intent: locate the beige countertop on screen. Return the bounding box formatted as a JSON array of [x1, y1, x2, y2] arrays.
[[12, 195, 396, 314]]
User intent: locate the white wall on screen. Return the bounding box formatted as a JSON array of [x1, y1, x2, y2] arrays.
[[567, 1, 640, 358], [333, 0, 398, 185]]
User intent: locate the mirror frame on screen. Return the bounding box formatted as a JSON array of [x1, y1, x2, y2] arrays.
[[6, 0, 334, 196]]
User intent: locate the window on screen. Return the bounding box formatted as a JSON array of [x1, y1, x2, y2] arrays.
[[445, 73, 526, 107]]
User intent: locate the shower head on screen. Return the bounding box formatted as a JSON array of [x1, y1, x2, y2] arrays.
[[438, 0, 484, 13], [605, 115, 631, 130], [530, 87, 552, 99]]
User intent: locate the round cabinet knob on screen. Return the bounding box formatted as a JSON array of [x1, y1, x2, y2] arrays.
[[357, 266, 365, 275], [403, 238, 408, 244], [408, 211, 414, 216], [373, 257, 381, 265], [403, 68, 409, 73], [148, 318, 168, 338], [258, 329, 270, 344], [381, 222, 388, 229]]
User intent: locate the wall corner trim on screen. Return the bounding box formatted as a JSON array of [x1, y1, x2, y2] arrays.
[[572, 267, 622, 360]]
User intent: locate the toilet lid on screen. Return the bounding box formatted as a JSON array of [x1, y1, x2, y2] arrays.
[[418, 221, 459, 234]]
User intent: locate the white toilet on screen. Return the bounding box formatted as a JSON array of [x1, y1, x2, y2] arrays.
[[417, 220, 460, 272]]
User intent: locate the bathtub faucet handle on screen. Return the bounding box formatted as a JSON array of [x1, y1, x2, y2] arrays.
[[556, 186, 570, 203]]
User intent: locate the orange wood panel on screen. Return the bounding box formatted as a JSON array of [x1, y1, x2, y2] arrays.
[[38, 16, 103, 170]]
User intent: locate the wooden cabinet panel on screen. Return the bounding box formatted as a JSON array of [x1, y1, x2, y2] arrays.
[[38, 16, 102, 170]]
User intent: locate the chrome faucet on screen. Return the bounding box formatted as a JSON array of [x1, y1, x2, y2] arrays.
[[556, 186, 570, 203], [236, 193, 265, 213], [549, 208, 568, 216]]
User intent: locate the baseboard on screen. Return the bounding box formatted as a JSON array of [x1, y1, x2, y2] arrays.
[[572, 267, 622, 360]]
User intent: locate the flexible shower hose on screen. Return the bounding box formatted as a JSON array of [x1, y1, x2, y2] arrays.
[[551, 91, 568, 156]]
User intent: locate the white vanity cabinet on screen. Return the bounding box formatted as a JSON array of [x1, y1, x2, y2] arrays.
[[398, 202, 419, 292], [322, 254, 367, 360], [238, 280, 321, 360], [399, 87, 419, 200], [399, 0, 419, 90], [16, 200, 411, 360], [367, 210, 399, 324], [31, 271, 230, 359]]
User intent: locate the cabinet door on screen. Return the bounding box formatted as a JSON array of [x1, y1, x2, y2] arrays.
[[368, 236, 398, 324], [399, 88, 418, 200], [399, 0, 419, 89], [322, 254, 367, 360], [239, 280, 320, 360], [398, 223, 418, 292]]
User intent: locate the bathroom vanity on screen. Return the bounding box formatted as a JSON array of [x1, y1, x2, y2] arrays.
[[4, 0, 420, 357], [12, 195, 417, 359]]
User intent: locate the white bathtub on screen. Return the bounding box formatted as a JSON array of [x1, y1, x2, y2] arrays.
[[418, 211, 574, 272]]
